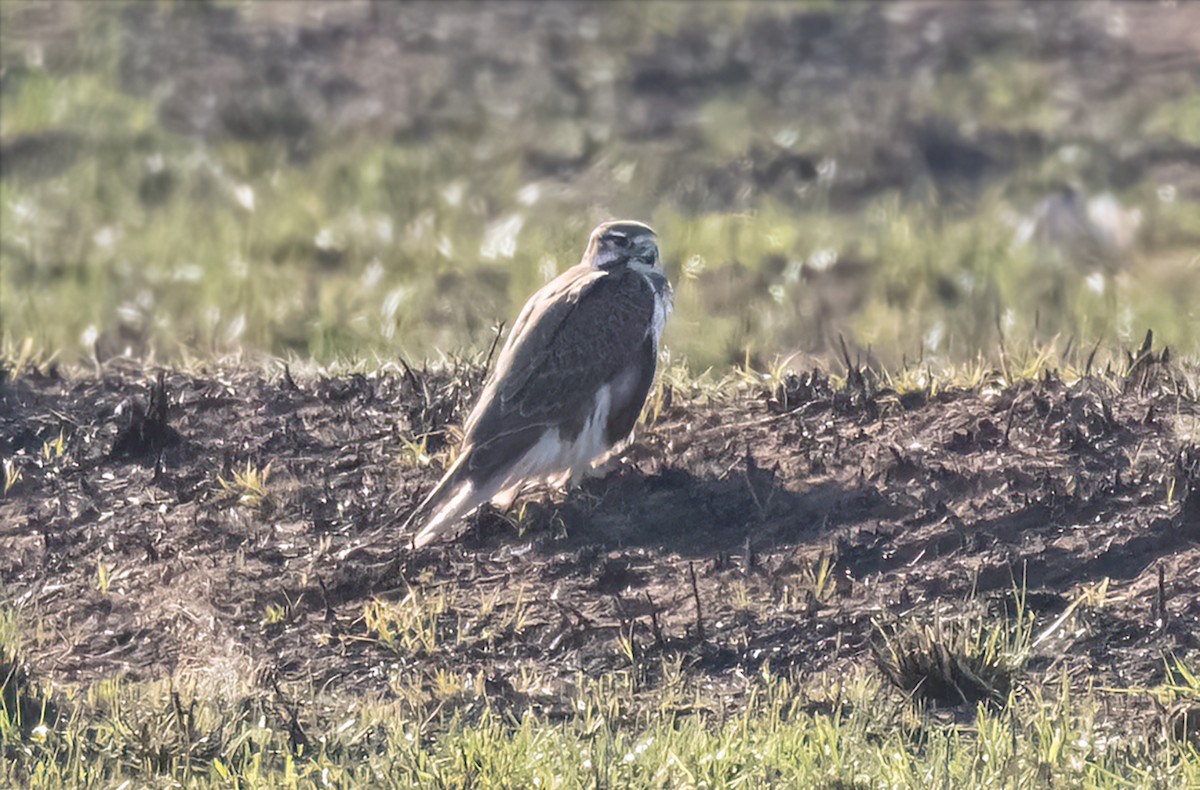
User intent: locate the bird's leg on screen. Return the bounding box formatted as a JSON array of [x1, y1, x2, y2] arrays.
[[585, 451, 641, 481], [567, 460, 613, 490], [490, 483, 522, 510], [558, 460, 615, 510]]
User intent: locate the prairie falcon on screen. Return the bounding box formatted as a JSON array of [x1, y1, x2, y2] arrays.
[[407, 220, 671, 547]]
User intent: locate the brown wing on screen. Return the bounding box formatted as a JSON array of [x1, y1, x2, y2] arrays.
[[462, 263, 602, 438], [604, 333, 658, 446], [458, 265, 657, 480]]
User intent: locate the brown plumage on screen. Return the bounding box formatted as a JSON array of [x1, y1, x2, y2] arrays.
[[406, 220, 671, 548]]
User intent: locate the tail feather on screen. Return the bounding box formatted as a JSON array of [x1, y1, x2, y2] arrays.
[[404, 427, 557, 548], [405, 453, 504, 548], [410, 480, 480, 548]]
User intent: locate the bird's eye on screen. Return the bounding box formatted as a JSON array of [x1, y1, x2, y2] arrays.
[[610, 234, 629, 248]]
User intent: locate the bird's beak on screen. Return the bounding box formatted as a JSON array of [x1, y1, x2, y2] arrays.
[[632, 238, 660, 267]]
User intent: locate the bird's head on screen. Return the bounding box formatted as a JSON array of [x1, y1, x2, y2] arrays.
[[584, 220, 659, 271]]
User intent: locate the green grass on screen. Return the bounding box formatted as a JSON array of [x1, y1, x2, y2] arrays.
[[3, 2, 1199, 373], [5, 567, 1199, 787], [3, 603, 1199, 788]]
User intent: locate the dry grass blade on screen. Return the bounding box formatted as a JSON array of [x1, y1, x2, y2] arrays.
[[872, 588, 1034, 709]]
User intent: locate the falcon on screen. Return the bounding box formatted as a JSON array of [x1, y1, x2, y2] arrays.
[[406, 220, 671, 548]]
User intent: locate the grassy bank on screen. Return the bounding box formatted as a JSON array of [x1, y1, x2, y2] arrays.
[[4, 604, 1199, 788]]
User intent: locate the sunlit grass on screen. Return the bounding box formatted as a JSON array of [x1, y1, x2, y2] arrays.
[[874, 585, 1035, 709], [4, 160, 1195, 370], [216, 459, 273, 509], [3, 598, 1198, 788], [3, 5, 1199, 373], [1, 457, 21, 497]]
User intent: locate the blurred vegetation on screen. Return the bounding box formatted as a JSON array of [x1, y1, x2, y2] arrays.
[[1, 0, 1197, 374]]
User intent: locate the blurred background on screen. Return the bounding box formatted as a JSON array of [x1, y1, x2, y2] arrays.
[[1, 0, 1197, 373]]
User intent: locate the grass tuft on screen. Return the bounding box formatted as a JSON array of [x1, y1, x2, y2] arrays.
[[872, 586, 1034, 709], [217, 459, 273, 509]]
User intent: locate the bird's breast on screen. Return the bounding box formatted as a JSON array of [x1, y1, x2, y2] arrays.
[[631, 265, 672, 347], [650, 288, 671, 347]]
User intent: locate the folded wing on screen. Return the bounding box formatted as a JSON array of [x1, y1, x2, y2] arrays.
[[408, 265, 658, 546]]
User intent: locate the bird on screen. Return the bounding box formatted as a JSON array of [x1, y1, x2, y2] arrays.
[[406, 220, 672, 548]]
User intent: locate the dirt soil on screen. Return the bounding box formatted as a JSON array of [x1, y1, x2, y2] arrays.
[[2, 353, 1198, 733]]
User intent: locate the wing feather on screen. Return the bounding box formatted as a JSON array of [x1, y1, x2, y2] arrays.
[[462, 263, 603, 438], [458, 265, 656, 480]]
